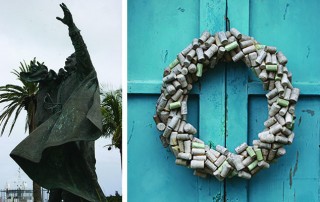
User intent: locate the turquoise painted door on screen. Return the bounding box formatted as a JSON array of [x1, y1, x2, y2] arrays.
[[128, 0, 320, 201]]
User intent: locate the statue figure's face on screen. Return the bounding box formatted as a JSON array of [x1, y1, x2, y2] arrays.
[[64, 53, 76, 72], [20, 62, 49, 83]]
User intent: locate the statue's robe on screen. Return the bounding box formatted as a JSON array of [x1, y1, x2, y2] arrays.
[[10, 70, 105, 201]]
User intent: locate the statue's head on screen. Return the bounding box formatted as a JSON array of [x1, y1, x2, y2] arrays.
[[64, 53, 76, 72]]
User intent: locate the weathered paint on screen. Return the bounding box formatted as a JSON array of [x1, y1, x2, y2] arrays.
[[128, 0, 320, 201]]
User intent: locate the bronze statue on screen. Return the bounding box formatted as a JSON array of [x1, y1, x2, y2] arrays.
[[10, 3, 105, 201]]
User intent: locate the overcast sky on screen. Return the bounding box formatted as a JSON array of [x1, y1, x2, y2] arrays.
[[0, 0, 122, 197]]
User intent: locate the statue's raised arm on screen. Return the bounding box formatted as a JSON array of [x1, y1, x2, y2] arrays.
[[56, 3, 94, 74]]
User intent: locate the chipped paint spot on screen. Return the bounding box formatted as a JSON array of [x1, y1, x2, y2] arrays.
[[177, 7, 185, 12], [289, 167, 293, 189], [306, 46, 310, 58], [162, 50, 168, 63], [283, 3, 290, 20], [212, 192, 221, 202], [302, 109, 315, 116], [293, 151, 299, 176], [128, 121, 135, 144], [298, 116, 302, 126]]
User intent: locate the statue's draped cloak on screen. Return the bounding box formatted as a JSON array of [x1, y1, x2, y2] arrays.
[[10, 70, 104, 201]]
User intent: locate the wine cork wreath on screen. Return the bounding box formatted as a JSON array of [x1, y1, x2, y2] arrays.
[[153, 28, 300, 180]]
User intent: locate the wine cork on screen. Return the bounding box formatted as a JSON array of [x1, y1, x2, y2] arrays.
[[175, 159, 188, 166], [176, 133, 190, 140], [187, 49, 196, 60], [181, 44, 193, 56], [196, 47, 205, 62], [258, 142, 272, 149], [230, 28, 242, 39], [277, 64, 283, 76], [171, 89, 184, 101], [187, 63, 197, 74], [275, 81, 284, 93], [205, 159, 217, 171], [213, 170, 224, 181], [240, 40, 254, 48], [248, 160, 258, 171], [204, 44, 218, 59], [269, 103, 281, 117], [268, 80, 275, 91], [276, 147, 286, 157], [242, 156, 254, 167], [289, 88, 300, 103], [232, 156, 245, 171], [267, 149, 277, 161], [205, 36, 215, 47], [258, 131, 275, 143], [176, 74, 188, 88], [192, 142, 205, 149], [199, 31, 211, 43], [275, 114, 286, 126], [281, 73, 290, 87], [246, 146, 256, 158], [192, 38, 199, 49], [218, 31, 228, 45], [242, 55, 251, 67], [264, 46, 277, 54], [227, 36, 236, 43], [220, 163, 232, 178], [285, 112, 293, 126], [216, 145, 229, 155], [169, 59, 180, 69], [178, 140, 185, 152], [275, 135, 288, 144], [232, 51, 245, 62], [193, 137, 204, 144], [160, 111, 170, 123], [177, 53, 186, 66], [162, 125, 172, 138], [266, 64, 278, 72], [178, 152, 192, 160], [254, 148, 263, 161], [279, 106, 288, 116], [255, 50, 267, 64], [214, 155, 227, 167], [238, 171, 251, 179], [217, 47, 226, 59], [269, 122, 282, 134], [157, 122, 166, 131], [288, 104, 295, 114], [264, 117, 277, 128], [242, 45, 256, 55], [192, 148, 205, 155], [265, 53, 272, 64], [184, 140, 192, 153], [163, 73, 176, 83], [266, 88, 278, 99], [196, 63, 203, 77], [288, 132, 295, 144], [235, 142, 248, 154], [206, 150, 218, 162], [259, 69, 268, 81], [169, 101, 181, 110], [268, 71, 276, 80], [170, 132, 178, 145], [249, 52, 258, 67], [240, 150, 248, 158], [276, 51, 288, 64], [214, 33, 222, 47], [193, 155, 206, 161], [271, 54, 277, 64], [184, 123, 197, 134], [225, 41, 239, 51], [253, 67, 261, 76], [277, 98, 289, 107], [183, 57, 191, 67], [168, 116, 180, 129], [210, 149, 221, 158], [258, 161, 270, 168]]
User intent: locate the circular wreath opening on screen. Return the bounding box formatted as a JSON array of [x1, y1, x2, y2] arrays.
[[153, 28, 300, 180]]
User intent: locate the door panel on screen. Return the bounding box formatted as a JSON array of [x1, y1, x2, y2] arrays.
[[128, 0, 320, 201]]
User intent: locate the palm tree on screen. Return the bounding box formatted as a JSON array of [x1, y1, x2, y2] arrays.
[[0, 58, 42, 202], [101, 88, 122, 163]]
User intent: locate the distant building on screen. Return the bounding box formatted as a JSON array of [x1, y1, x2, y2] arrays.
[[0, 168, 48, 202]]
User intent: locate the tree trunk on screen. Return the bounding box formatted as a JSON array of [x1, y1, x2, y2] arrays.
[[28, 100, 42, 202]]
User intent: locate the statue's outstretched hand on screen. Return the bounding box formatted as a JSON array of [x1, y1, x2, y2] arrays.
[[56, 3, 74, 27]]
